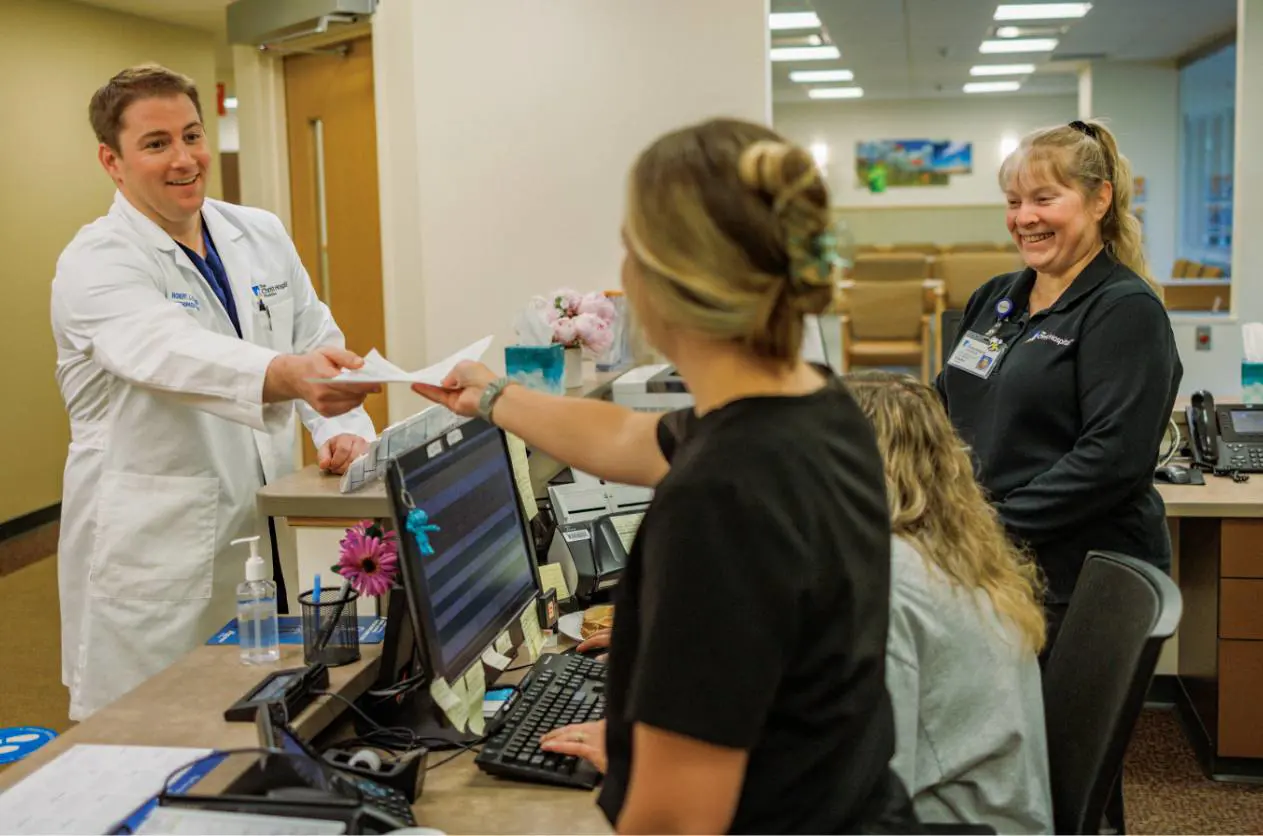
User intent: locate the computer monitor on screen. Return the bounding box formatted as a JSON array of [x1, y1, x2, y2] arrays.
[[384, 418, 539, 684]]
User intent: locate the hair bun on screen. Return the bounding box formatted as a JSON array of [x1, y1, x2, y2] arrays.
[[738, 141, 835, 298]]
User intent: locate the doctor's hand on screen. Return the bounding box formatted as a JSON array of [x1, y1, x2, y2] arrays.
[[540, 720, 607, 774], [264, 347, 381, 418], [318, 434, 370, 474], [411, 361, 498, 417]]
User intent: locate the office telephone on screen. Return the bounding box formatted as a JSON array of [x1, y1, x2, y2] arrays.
[[1186, 390, 1263, 473]]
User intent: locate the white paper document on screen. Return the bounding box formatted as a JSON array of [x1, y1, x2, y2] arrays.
[[136, 807, 346, 835], [0, 744, 212, 835], [315, 335, 494, 384]]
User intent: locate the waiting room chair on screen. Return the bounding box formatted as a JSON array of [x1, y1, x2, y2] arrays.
[[1198, 264, 1225, 278], [1171, 258, 1195, 278], [1042, 551, 1182, 835], [852, 253, 933, 282], [933, 251, 1024, 309], [838, 280, 942, 383]]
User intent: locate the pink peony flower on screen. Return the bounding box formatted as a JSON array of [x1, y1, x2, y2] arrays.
[[336, 522, 399, 598], [573, 313, 613, 354], [552, 316, 579, 346], [553, 288, 583, 317], [578, 292, 617, 323]]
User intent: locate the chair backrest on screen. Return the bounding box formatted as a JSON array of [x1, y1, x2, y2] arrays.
[[852, 253, 932, 281], [1199, 263, 1225, 278], [1042, 551, 1182, 835], [1171, 258, 1193, 278], [934, 252, 1023, 308], [843, 280, 926, 340]]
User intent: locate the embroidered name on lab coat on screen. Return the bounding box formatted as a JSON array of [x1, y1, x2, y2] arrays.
[[1025, 330, 1074, 347], [170, 292, 201, 311]]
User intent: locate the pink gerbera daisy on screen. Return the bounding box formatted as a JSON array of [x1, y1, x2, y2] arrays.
[[336, 522, 399, 598]]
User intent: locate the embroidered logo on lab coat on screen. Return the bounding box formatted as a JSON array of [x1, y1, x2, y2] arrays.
[[170, 291, 201, 312], [1025, 330, 1074, 347], [253, 281, 289, 299]]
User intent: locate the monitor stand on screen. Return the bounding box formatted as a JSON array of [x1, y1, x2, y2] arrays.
[[355, 589, 483, 751]]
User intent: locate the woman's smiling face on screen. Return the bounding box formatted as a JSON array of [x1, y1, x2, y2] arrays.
[[1004, 158, 1111, 277]]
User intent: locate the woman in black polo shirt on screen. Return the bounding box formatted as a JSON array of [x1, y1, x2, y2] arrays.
[[937, 119, 1183, 650], [414, 118, 913, 833]]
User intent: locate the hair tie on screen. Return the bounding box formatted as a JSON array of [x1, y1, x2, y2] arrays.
[[1069, 120, 1099, 140], [788, 230, 841, 289]]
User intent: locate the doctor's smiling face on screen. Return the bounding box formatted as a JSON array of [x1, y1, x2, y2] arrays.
[[98, 93, 210, 236]]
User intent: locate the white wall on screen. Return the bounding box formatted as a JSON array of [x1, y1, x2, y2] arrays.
[[219, 109, 239, 153], [774, 95, 1078, 208], [372, 0, 770, 421], [1175, 0, 1263, 396], [1083, 61, 1180, 283]]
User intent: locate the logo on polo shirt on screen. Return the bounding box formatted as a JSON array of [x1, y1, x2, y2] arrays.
[[1025, 330, 1074, 347]]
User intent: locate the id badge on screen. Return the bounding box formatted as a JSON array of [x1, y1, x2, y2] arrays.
[[947, 331, 1006, 379]]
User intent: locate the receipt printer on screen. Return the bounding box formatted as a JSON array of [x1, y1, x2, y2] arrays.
[[547, 510, 644, 604], [547, 471, 649, 602], [612, 364, 694, 413]]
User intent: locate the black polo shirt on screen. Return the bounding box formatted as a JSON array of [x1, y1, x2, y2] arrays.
[[596, 373, 914, 833], [937, 249, 1182, 601]]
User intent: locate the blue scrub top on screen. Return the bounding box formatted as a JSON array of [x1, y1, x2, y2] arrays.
[[177, 218, 242, 337]]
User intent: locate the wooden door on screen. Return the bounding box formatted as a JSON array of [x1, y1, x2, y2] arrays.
[[284, 36, 387, 462]]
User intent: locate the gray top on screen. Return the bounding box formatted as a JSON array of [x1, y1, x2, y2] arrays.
[[887, 536, 1054, 834]]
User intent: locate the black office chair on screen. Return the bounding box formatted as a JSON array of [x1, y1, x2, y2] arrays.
[[1042, 551, 1182, 835]]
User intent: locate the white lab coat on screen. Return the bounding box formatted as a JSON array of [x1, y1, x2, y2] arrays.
[[51, 193, 375, 721]]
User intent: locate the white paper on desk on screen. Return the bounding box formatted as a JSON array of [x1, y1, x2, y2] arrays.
[[313, 335, 494, 384], [0, 744, 212, 835]]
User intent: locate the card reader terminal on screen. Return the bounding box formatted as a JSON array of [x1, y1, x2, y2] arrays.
[[225, 664, 329, 722]]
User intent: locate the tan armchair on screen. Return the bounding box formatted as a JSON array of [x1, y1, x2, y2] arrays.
[[933, 251, 1024, 309], [838, 280, 945, 383], [851, 252, 933, 282]]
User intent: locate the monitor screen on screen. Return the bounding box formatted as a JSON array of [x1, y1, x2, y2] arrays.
[[386, 419, 538, 681]]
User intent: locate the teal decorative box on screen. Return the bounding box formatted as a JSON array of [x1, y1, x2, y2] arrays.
[[505, 344, 564, 395]]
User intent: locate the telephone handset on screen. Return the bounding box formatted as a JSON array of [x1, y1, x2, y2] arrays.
[[1187, 390, 1263, 473], [1187, 390, 1219, 467]]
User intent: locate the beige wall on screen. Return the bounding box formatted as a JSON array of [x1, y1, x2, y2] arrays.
[[832, 205, 1011, 248], [371, 0, 770, 422], [0, 0, 219, 523]]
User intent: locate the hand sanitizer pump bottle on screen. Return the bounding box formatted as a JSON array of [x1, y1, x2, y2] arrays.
[[234, 536, 280, 664]]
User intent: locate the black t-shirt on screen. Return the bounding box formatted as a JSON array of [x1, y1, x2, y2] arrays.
[[937, 250, 1182, 601], [596, 372, 912, 833]]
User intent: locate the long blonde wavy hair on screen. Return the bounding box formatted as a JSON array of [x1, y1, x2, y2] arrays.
[[847, 371, 1046, 653]]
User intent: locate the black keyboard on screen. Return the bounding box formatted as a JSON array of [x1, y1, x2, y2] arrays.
[[475, 653, 607, 789], [346, 774, 417, 827]]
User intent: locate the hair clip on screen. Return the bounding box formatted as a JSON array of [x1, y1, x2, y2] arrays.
[[1069, 120, 1099, 140]]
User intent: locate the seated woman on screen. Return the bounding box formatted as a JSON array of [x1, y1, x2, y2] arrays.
[[846, 370, 1054, 835]]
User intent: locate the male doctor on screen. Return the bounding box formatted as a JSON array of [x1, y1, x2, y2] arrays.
[[51, 65, 379, 720]]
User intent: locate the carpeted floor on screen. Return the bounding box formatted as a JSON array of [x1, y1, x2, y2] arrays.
[[3, 548, 1263, 830], [0, 555, 70, 736], [1124, 708, 1263, 834]]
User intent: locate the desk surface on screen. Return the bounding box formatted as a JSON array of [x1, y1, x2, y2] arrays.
[[1158, 475, 1263, 518], [0, 643, 611, 834], [258, 367, 624, 520]]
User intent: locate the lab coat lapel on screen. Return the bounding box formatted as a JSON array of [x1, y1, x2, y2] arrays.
[[201, 201, 258, 344], [110, 192, 236, 336]]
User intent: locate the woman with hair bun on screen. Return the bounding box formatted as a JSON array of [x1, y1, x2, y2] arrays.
[[415, 118, 914, 834], [937, 119, 1182, 655]]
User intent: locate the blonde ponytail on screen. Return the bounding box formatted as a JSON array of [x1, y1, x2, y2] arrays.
[[999, 119, 1159, 295]]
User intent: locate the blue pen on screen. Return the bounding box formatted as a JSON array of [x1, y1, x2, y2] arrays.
[[313, 573, 322, 604]]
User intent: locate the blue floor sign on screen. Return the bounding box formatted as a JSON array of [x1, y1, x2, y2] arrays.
[[0, 726, 57, 764]]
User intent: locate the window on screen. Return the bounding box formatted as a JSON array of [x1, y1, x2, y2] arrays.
[[1178, 44, 1235, 275]]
